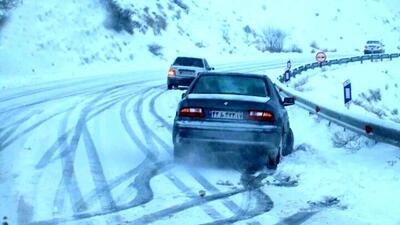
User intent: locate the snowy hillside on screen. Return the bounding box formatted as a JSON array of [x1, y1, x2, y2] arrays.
[[1, 0, 400, 88], [287, 60, 400, 124]]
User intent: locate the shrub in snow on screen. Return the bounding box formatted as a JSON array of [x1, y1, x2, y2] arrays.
[[222, 29, 230, 45], [331, 131, 370, 151], [195, 42, 206, 48], [310, 40, 319, 49], [0, 0, 20, 11], [353, 99, 387, 119], [143, 7, 167, 35], [257, 27, 286, 53], [171, 0, 189, 14], [148, 43, 163, 57], [103, 1, 168, 35], [103, 0, 136, 34], [360, 89, 382, 103], [289, 44, 303, 53], [0, 0, 20, 27]]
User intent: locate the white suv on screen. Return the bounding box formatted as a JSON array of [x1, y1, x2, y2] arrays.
[[364, 40, 385, 54], [167, 57, 214, 89]]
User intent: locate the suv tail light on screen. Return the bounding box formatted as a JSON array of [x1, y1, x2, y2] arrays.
[[248, 110, 274, 122], [179, 107, 204, 117], [168, 68, 176, 77]]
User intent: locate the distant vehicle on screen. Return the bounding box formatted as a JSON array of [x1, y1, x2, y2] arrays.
[[167, 57, 214, 89], [172, 72, 295, 169], [364, 40, 385, 54]]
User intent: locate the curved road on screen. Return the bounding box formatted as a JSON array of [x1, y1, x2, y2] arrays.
[[1, 56, 398, 225]]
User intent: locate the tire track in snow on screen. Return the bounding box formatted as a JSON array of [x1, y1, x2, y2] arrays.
[[1, 81, 142, 152], [52, 85, 133, 217], [81, 125, 122, 224], [0, 79, 154, 115], [35, 89, 143, 170], [72, 86, 221, 220], [0, 106, 75, 151], [126, 182, 267, 225]]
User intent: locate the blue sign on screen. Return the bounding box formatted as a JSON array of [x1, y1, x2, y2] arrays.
[[284, 70, 291, 82], [343, 80, 352, 105]]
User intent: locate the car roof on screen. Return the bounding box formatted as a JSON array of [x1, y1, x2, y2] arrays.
[[175, 56, 204, 60], [197, 72, 268, 79], [366, 40, 382, 43]]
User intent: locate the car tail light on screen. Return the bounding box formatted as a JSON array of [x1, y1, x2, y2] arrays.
[[179, 107, 204, 117], [248, 110, 274, 122], [168, 68, 176, 77]]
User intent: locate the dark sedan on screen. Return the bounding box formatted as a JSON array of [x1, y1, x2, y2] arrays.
[[172, 72, 295, 169]]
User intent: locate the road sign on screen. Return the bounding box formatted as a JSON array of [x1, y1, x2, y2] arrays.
[[287, 60, 291, 70], [284, 70, 291, 82], [316, 51, 327, 63], [343, 79, 352, 107]]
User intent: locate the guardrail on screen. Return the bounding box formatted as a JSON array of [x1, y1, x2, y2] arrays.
[[284, 52, 400, 80], [277, 52, 400, 147]]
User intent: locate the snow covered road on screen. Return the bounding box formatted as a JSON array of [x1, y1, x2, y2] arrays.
[[1, 59, 399, 225]]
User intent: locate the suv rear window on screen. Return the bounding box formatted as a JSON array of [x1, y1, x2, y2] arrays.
[[173, 57, 204, 68], [191, 75, 268, 97]]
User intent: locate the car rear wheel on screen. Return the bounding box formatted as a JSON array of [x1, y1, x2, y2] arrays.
[[282, 128, 294, 156], [167, 84, 173, 90], [266, 140, 282, 170], [173, 144, 184, 159]]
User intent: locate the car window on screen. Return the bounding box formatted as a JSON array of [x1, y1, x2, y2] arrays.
[[191, 75, 268, 97], [367, 41, 381, 45], [173, 57, 204, 67]]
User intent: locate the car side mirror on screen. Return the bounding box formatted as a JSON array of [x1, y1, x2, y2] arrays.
[[181, 93, 186, 99], [283, 97, 295, 106]]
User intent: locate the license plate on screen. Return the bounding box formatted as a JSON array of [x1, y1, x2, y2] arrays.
[[179, 70, 195, 76], [210, 111, 244, 120]]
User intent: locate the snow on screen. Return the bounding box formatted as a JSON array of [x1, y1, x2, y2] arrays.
[[1, 0, 400, 89], [286, 59, 400, 125], [1, 0, 400, 225]]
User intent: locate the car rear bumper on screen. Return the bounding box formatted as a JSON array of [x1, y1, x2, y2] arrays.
[[173, 120, 281, 152], [168, 76, 195, 86]]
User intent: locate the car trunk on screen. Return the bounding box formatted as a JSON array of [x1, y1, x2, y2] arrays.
[[185, 93, 273, 123]]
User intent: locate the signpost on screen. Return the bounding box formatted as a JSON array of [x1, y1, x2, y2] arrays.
[[282, 60, 292, 83], [343, 79, 352, 108], [284, 70, 291, 82], [316, 51, 327, 63], [287, 60, 292, 70]]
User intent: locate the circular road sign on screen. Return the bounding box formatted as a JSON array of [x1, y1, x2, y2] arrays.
[[315, 51, 327, 63]]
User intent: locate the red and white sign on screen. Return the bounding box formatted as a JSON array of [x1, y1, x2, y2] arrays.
[[315, 51, 327, 63]]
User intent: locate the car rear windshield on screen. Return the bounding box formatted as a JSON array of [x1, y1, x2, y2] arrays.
[[191, 75, 268, 97], [173, 57, 204, 67]]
